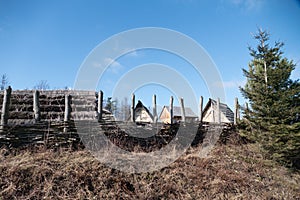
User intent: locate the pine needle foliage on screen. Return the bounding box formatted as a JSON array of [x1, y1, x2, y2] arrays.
[[239, 28, 300, 168]]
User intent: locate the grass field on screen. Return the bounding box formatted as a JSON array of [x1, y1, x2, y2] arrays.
[[0, 131, 299, 200]]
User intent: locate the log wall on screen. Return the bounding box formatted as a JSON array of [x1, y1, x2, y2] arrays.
[[0, 90, 98, 125]]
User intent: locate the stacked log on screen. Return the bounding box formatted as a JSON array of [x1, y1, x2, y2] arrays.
[[0, 90, 98, 148]]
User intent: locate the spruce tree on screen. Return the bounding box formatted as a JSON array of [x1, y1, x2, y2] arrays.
[[240, 29, 300, 168]]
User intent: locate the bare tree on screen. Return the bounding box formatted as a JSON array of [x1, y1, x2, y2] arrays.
[[118, 97, 130, 121], [34, 80, 50, 90], [0, 74, 9, 90]]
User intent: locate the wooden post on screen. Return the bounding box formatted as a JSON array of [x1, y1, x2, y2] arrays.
[[152, 94, 157, 123], [180, 97, 186, 123], [169, 96, 173, 124], [199, 96, 203, 122], [98, 90, 103, 121], [1, 86, 12, 128], [238, 104, 240, 120], [245, 102, 249, 113], [131, 93, 135, 122], [234, 97, 239, 125], [64, 94, 71, 122], [217, 98, 221, 124], [244, 102, 249, 119], [33, 90, 40, 122]]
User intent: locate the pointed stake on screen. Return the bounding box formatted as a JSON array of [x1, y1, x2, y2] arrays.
[[98, 91, 103, 121], [33, 90, 40, 122], [234, 97, 239, 125], [131, 93, 135, 122], [217, 98, 221, 124], [169, 96, 174, 124], [199, 96, 203, 122], [152, 94, 157, 123], [1, 86, 12, 129], [180, 97, 186, 123]]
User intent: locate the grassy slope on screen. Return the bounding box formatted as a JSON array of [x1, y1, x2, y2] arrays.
[[0, 133, 299, 200]]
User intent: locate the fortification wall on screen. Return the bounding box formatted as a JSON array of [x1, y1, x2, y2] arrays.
[[0, 89, 98, 125]]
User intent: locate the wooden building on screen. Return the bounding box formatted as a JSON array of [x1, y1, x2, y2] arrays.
[[159, 106, 197, 124], [134, 100, 154, 123], [202, 98, 234, 123]]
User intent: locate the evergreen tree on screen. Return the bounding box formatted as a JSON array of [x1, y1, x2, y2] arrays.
[[104, 97, 117, 114], [240, 29, 300, 168]]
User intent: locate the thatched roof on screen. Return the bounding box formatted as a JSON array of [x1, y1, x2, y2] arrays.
[[135, 100, 154, 119], [202, 98, 234, 123], [161, 106, 197, 118]]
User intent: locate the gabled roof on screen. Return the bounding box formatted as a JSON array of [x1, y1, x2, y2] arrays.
[[202, 98, 234, 122], [135, 100, 154, 119], [160, 106, 197, 118]]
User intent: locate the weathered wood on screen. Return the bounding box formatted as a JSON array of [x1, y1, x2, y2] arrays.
[[1, 86, 12, 127], [64, 94, 71, 122], [131, 93, 135, 122], [152, 94, 157, 123], [234, 97, 238, 125], [33, 90, 41, 122], [216, 98, 221, 124], [199, 96, 203, 122], [180, 97, 186, 123], [237, 103, 240, 121], [98, 90, 103, 121], [169, 96, 174, 124], [244, 102, 249, 119], [245, 102, 249, 112]]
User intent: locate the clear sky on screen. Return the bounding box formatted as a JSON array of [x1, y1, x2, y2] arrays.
[[0, 0, 299, 112]]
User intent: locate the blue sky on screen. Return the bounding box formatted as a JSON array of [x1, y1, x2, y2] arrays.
[[0, 0, 299, 112]]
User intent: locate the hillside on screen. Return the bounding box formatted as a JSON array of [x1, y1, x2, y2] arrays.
[[0, 131, 299, 200]]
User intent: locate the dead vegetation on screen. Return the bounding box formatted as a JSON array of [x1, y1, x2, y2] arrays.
[[0, 132, 299, 200]]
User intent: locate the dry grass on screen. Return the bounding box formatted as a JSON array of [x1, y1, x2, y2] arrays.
[[0, 134, 299, 200]]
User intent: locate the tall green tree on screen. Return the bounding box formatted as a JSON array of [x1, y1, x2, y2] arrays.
[[240, 29, 300, 168]]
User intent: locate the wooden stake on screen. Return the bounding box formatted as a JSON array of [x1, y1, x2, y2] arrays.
[[199, 96, 203, 122], [152, 94, 157, 123], [64, 94, 71, 122], [245, 102, 249, 112], [1, 86, 12, 128], [33, 90, 40, 122], [234, 97, 238, 125], [217, 98, 221, 124], [169, 96, 173, 124], [131, 93, 135, 122], [180, 97, 186, 123], [98, 90, 103, 121]]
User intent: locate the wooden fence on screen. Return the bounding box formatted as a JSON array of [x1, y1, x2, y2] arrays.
[[0, 87, 242, 127], [0, 87, 240, 148], [0, 87, 97, 128]]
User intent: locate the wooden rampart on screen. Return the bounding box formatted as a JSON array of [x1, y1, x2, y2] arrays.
[[0, 88, 98, 126], [0, 88, 239, 149]]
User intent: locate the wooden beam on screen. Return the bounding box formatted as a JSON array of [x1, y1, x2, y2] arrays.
[[131, 93, 135, 122], [152, 94, 157, 123], [199, 96, 203, 122], [33, 90, 40, 122], [98, 90, 103, 121], [64, 94, 71, 122], [1, 86, 12, 128], [245, 102, 249, 112], [169, 96, 174, 124], [180, 97, 186, 123], [217, 98, 221, 124], [234, 97, 239, 125]]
